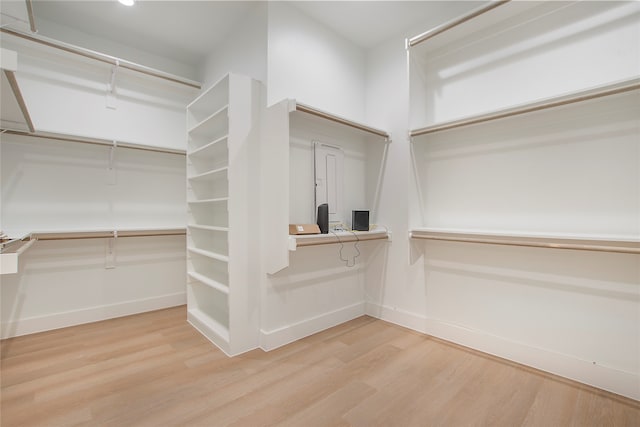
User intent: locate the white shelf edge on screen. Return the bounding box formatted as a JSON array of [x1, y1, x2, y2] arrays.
[[410, 76, 640, 138], [187, 246, 229, 263], [188, 224, 229, 232], [187, 198, 229, 205], [0, 239, 36, 275], [187, 271, 229, 295], [187, 105, 228, 134], [408, 0, 511, 48], [187, 166, 228, 181], [29, 227, 186, 241], [188, 135, 228, 157], [187, 73, 229, 109], [187, 307, 230, 344], [289, 229, 391, 251], [410, 228, 640, 254], [293, 100, 390, 140], [2, 129, 186, 155]]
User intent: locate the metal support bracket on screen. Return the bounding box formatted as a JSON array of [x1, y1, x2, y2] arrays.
[[105, 231, 117, 269], [107, 140, 117, 185], [106, 60, 119, 109]]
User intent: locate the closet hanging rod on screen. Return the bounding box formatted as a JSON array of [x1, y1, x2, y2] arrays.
[[410, 77, 640, 137], [0, 28, 201, 90], [410, 230, 640, 255], [408, 0, 511, 48], [1, 129, 186, 156], [34, 229, 186, 241], [295, 103, 389, 139], [3, 69, 35, 132]]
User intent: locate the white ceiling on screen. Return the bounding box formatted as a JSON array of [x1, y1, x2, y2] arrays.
[[9, 1, 481, 73]]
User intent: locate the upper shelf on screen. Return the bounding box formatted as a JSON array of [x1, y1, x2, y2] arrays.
[[410, 77, 640, 138], [290, 100, 390, 140], [410, 228, 640, 255], [1, 48, 34, 132]]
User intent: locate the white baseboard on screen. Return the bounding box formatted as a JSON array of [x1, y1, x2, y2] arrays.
[[260, 302, 366, 351], [1, 292, 186, 339], [365, 302, 640, 401]]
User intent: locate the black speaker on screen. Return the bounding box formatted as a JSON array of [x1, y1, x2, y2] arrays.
[[352, 210, 369, 231], [317, 203, 329, 234]]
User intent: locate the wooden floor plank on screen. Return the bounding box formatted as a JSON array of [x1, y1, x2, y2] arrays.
[[1, 306, 638, 427]]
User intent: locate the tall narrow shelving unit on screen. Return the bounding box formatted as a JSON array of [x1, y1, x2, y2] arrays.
[[186, 74, 260, 356]]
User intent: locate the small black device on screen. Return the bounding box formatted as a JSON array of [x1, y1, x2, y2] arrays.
[[317, 203, 329, 234], [352, 210, 369, 231]]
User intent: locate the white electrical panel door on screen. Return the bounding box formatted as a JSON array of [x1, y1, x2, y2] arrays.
[[314, 142, 344, 224]]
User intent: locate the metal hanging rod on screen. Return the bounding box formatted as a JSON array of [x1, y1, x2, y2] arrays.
[[410, 77, 640, 138], [1, 129, 186, 155], [295, 102, 390, 139], [408, 0, 511, 48], [3, 69, 35, 132], [34, 229, 186, 241], [0, 28, 201, 90], [410, 230, 640, 255]]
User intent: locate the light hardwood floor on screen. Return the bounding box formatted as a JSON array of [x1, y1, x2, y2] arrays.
[[1, 306, 638, 426]]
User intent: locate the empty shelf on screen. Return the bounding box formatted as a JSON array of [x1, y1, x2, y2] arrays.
[[188, 271, 229, 295], [188, 224, 229, 232], [188, 198, 229, 205], [187, 307, 230, 344], [187, 167, 228, 181]]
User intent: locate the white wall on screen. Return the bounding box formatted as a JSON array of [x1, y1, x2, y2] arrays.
[[267, 1, 366, 122], [200, 3, 267, 89], [364, 1, 640, 400]]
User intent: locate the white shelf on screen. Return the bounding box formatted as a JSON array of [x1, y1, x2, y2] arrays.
[[188, 224, 229, 232], [410, 228, 640, 254], [188, 105, 228, 136], [188, 135, 228, 158], [288, 229, 391, 251], [410, 77, 640, 137], [187, 246, 229, 263], [0, 238, 36, 275], [187, 166, 228, 181], [292, 100, 390, 140], [187, 74, 229, 127], [187, 271, 229, 295], [188, 198, 228, 205], [187, 307, 230, 344]]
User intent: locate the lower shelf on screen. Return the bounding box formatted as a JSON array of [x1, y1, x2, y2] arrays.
[[187, 271, 229, 294], [187, 307, 230, 348]]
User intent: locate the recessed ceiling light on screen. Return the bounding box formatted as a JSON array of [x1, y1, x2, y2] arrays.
[[118, 0, 135, 6]]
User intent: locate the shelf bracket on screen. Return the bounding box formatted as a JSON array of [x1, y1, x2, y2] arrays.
[[105, 231, 117, 269], [106, 60, 119, 109], [107, 140, 117, 185]]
